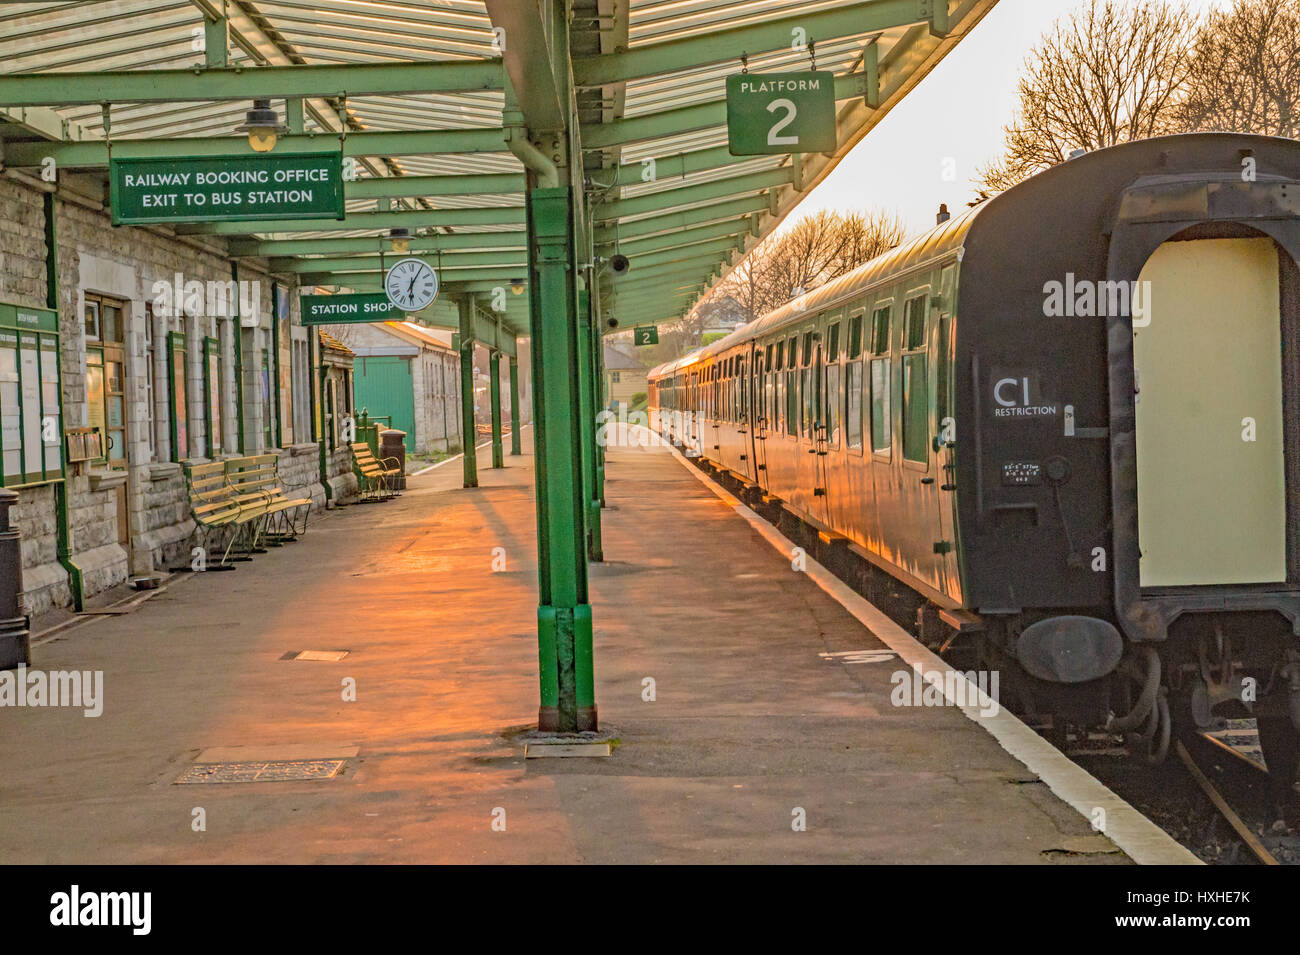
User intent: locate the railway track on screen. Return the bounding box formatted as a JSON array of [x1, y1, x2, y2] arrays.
[[1066, 717, 1299, 865]]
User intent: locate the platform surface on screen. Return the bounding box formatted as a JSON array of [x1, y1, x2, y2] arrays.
[[0, 432, 1128, 863]]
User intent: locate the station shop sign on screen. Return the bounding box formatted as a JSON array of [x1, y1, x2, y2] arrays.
[[726, 70, 837, 156], [109, 152, 346, 225], [300, 293, 403, 326], [0, 303, 62, 488]]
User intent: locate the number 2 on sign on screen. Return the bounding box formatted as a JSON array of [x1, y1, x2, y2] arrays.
[[767, 98, 799, 146]]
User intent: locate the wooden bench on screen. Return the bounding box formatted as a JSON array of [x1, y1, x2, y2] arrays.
[[224, 454, 313, 543], [350, 442, 402, 502], [179, 461, 269, 570]]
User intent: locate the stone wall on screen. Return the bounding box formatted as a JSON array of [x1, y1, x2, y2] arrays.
[[1, 172, 358, 615]]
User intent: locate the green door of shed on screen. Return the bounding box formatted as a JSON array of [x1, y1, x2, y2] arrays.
[[356, 355, 416, 453]]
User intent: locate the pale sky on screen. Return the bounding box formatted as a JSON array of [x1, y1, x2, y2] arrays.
[[784, 0, 1229, 238]]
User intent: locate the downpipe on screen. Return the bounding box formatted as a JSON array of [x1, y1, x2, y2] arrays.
[[506, 126, 558, 188]]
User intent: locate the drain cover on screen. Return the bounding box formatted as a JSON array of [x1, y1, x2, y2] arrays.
[[281, 650, 350, 662], [174, 759, 346, 784]]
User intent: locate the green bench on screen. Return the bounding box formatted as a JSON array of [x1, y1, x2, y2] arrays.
[[224, 453, 313, 543], [350, 442, 402, 503]]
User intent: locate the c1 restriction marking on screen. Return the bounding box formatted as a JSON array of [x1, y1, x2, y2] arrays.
[[726, 71, 837, 156]]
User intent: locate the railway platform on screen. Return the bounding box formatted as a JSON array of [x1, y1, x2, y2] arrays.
[[0, 430, 1190, 864]]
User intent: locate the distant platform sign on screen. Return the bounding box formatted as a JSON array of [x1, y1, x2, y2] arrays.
[[726, 71, 837, 156], [633, 325, 659, 346], [110, 151, 345, 225], [301, 293, 402, 325]]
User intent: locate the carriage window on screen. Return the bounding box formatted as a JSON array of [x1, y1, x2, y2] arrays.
[[774, 371, 784, 432], [827, 323, 841, 362], [826, 360, 842, 449], [786, 368, 798, 435], [773, 343, 782, 371], [846, 360, 864, 450], [904, 294, 927, 349], [901, 354, 928, 462], [870, 357, 891, 454], [787, 337, 797, 368], [848, 310, 864, 359], [801, 332, 813, 366], [800, 366, 812, 436], [765, 344, 774, 368], [871, 304, 891, 355]]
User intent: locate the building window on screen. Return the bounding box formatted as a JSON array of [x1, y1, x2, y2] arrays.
[[85, 293, 127, 469], [275, 284, 293, 445], [611, 371, 621, 383], [143, 304, 156, 461], [292, 336, 310, 443], [203, 336, 222, 457]]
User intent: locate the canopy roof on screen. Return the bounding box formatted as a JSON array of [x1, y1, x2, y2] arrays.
[[0, 0, 997, 338]]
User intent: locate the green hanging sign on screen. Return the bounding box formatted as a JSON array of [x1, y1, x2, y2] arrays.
[[109, 151, 346, 225], [726, 71, 837, 156], [301, 293, 403, 325], [633, 325, 659, 346]]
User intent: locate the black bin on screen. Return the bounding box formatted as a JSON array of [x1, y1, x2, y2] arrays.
[[380, 429, 407, 491], [0, 488, 31, 670]]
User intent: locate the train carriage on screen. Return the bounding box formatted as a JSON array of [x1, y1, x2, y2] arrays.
[[649, 133, 1300, 774]]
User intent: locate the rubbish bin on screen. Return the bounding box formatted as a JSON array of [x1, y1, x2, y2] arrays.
[[0, 488, 31, 670], [380, 429, 407, 491]]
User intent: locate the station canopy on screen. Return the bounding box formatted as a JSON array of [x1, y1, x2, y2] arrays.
[[0, 0, 997, 340]]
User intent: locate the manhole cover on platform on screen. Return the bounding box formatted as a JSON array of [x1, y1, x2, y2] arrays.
[[174, 759, 346, 784], [281, 650, 350, 662]]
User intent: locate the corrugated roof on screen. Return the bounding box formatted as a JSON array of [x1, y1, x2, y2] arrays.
[[0, 1, 999, 337]]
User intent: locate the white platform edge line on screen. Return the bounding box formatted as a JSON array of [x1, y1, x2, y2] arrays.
[[669, 445, 1201, 866], [410, 423, 533, 476]]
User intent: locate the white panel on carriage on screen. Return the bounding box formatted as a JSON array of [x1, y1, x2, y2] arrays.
[[1133, 236, 1286, 587]]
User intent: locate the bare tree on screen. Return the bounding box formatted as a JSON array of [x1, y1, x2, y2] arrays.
[[977, 0, 1198, 193], [1177, 0, 1300, 139], [705, 208, 905, 323]]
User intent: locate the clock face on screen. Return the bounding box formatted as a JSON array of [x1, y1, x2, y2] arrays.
[[384, 257, 439, 312]]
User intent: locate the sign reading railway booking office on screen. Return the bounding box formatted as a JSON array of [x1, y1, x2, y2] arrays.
[[109, 151, 345, 225]]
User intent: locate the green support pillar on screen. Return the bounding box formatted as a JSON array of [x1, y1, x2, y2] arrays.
[[528, 186, 596, 733], [575, 287, 602, 562], [489, 349, 504, 468], [590, 295, 607, 507], [457, 297, 478, 488], [509, 356, 521, 456]]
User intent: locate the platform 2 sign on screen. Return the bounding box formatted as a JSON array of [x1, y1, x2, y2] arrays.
[[109, 152, 346, 225], [726, 71, 837, 156], [633, 325, 659, 346], [300, 293, 403, 326]]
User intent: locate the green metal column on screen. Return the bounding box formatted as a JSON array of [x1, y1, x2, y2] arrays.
[[590, 293, 607, 507], [457, 296, 478, 488], [508, 356, 521, 456], [488, 349, 504, 468], [528, 186, 596, 733], [575, 287, 602, 562]]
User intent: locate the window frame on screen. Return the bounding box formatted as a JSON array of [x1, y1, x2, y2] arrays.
[[899, 287, 932, 469], [166, 329, 189, 463]]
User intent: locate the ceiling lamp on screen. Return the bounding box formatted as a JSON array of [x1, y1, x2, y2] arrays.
[[234, 99, 289, 153]]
